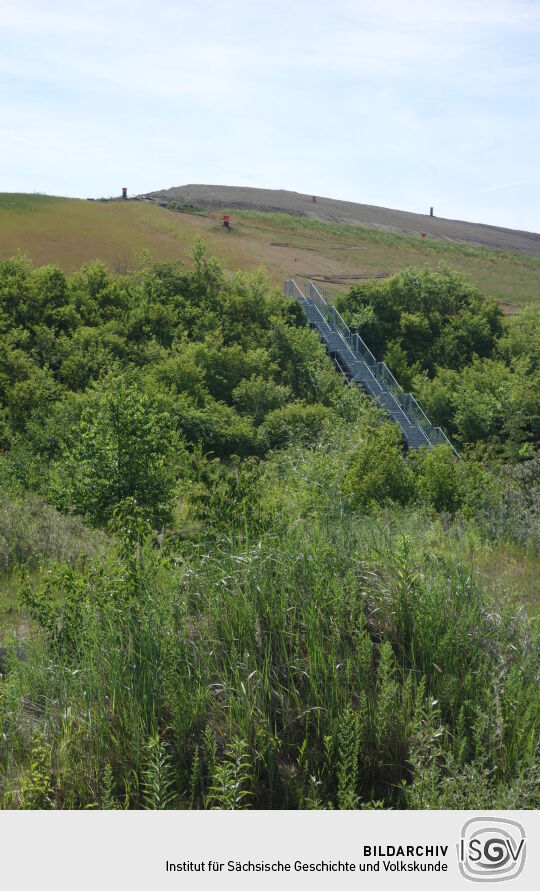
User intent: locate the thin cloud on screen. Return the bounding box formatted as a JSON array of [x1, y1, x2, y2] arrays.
[[0, 0, 538, 231], [362, 0, 540, 28], [478, 180, 537, 194]]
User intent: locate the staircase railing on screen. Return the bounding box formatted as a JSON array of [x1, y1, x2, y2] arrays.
[[284, 277, 458, 457], [284, 279, 305, 301], [308, 280, 379, 368]]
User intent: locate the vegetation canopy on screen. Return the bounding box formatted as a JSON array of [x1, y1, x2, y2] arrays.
[[0, 243, 538, 810]]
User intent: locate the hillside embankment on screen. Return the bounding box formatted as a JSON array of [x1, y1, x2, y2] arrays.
[[142, 183, 540, 256], [1, 191, 539, 308]]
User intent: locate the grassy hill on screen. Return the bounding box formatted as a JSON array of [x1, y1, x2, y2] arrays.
[[0, 242, 540, 810], [143, 184, 540, 257], [1, 193, 539, 308], [0, 223, 538, 810]]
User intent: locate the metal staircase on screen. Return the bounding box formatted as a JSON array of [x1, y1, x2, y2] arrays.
[[284, 278, 458, 456]]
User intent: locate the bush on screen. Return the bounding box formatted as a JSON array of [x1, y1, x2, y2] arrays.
[[232, 375, 292, 425], [337, 265, 502, 373], [0, 491, 108, 572], [413, 445, 463, 512], [69, 382, 175, 526], [341, 422, 415, 508], [257, 402, 331, 450]]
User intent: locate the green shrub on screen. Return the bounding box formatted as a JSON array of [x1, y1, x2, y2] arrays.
[[257, 402, 331, 450], [69, 382, 175, 526], [341, 422, 415, 508], [413, 444, 463, 512], [232, 375, 292, 425], [337, 264, 502, 374]]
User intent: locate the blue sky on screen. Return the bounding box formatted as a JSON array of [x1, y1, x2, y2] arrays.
[[1, 0, 539, 231]]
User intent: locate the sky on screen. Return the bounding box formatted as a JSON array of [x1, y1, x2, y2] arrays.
[[1, 0, 539, 232]]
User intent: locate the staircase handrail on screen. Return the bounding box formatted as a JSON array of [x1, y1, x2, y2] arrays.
[[284, 278, 459, 458], [284, 279, 305, 301], [307, 281, 378, 368]]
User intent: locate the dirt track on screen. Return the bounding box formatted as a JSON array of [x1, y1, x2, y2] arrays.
[[141, 184, 540, 257]]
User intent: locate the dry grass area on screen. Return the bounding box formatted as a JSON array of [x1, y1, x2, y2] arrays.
[[472, 545, 539, 614], [1, 193, 539, 307], [0, 194, 227, 271]]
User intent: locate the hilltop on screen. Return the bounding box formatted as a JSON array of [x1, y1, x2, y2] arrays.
[[1, 191, 539, 308], [142, 184, 540, 256]]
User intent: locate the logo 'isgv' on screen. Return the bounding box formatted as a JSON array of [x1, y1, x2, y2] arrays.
[[458, 818, 526, 883]]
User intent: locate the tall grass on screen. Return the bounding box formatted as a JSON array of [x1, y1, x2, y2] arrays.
[[1, 514, 537, 809]]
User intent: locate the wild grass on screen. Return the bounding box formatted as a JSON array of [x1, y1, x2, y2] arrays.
[[1, 512, 537, 810], [226, 210, 540, 307], [0, 491, 109, 574], [228, 208, 540, 264], [0, 490, 110, 645], [0, 194, 259, 277]]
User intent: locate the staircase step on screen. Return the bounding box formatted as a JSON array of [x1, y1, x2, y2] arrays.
[[291, 287, 455, 453]]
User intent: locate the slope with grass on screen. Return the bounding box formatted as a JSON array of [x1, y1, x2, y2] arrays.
[[0, 246, 538, 810], [143, 184, 540, 256], [1, 192, 539, 308]]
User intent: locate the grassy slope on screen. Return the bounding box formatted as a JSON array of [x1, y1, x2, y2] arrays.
[[1, 194, 539, 307], [0, 207, 537, 808]]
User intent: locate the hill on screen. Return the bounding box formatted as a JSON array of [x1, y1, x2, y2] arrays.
[[143, 183, 540, 256], [0, 191, 539, 308], [0, 244, 538, 810]]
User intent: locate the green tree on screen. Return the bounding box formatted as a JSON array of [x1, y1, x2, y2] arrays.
[[70, 382, 174, 525]]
